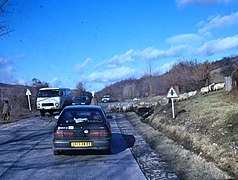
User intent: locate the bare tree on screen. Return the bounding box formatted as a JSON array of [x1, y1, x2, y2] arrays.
[[32, 78, 49, 89], [163, 60, 211, 92], [0, 0, 8, 14], [0, 0, 12, 37], [145, 59, 153, 76], [75, 81, 86, 96], [122, 83, 136, 99], [142, 59, 157, 96]]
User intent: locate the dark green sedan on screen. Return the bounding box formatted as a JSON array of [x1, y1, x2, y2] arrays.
[[53, 105, 112, 155]]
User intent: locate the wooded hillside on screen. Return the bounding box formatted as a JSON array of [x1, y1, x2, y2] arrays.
[[97, 56, 238, 101]]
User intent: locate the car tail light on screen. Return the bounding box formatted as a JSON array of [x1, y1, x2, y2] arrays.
[[54, 131, 74, 135], [89, 131, 110, 136]]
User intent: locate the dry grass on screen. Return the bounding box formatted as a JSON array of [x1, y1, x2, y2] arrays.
[[145, 91, 238, 178], [128, 112, 231, 179]]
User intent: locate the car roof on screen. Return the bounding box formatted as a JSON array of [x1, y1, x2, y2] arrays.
[[74, 96, 88, 98], [63, 105, 102, 111], [39, 88, 70, 90]]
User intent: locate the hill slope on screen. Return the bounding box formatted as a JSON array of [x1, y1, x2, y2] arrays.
[[143, 91, 238, 178]]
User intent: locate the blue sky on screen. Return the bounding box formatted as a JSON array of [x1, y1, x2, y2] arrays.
[[1, 0, 238, 92]]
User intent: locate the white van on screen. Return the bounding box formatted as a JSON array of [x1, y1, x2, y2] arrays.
[[36, 88, 72, 116], [101, 95, 111, 103]]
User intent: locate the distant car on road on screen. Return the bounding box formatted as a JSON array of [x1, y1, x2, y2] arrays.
[[101, 95, 111, 103], [72, 96, 91, 105], [53, 105, 112, 155]]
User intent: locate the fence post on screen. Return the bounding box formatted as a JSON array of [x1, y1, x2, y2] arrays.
[[225, 76, 232, 92]]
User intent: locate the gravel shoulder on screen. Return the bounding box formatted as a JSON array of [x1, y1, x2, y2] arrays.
[[115, 112, 179, 180], [118, 111, 232, 180]]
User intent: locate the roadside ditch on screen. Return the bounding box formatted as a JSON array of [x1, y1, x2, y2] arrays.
[[119, 111, 232, 180]]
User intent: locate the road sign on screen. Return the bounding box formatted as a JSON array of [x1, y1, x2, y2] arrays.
[[26, 89, 32, 96], [167, 86, 179, 119], [167, 86, 178, 98], [26, 89, 32, 111]]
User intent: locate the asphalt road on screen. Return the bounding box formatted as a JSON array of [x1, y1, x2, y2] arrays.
[[0, 112, 146, 180]]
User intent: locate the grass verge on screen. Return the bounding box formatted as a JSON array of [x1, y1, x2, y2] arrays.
[[143, 91, 238, 178]]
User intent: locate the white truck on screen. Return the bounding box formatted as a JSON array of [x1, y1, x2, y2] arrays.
[[36, 88, 72, 116]]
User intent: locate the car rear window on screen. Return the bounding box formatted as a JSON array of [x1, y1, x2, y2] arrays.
[[76, 96, 87, 100], [59, 109, 104, 124]]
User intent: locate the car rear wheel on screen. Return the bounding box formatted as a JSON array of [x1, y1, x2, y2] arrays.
[[104, 143, 111, 154], [50, 110, 54, 116], [40, 110, 45, 116], [53, 150, 60, 155], [105, 148, 111, 154]]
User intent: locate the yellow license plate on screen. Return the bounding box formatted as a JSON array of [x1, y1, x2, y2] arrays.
[[71, 142, 92, 147]]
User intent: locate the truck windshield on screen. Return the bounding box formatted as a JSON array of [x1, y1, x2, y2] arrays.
[[38, 90, 60, 97]]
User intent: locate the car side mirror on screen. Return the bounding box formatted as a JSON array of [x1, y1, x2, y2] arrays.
[[54, 115, 59, 120]]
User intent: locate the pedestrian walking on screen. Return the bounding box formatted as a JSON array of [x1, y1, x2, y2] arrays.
[[2, 100, 11, 121], [90, 96, 98, 106], [90, 91, 98, 106]]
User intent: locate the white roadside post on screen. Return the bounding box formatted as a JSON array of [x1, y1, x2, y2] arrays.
[[26, 89, 32, 112], [167, 86, 179, 119], [171, 98, 175, 118]]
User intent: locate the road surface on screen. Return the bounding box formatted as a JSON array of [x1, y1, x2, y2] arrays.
[[0, 113, 146, 180]]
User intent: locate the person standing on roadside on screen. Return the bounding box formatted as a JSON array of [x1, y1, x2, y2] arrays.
[[2, 100, 11, 120], [90, 91, 98, 106]]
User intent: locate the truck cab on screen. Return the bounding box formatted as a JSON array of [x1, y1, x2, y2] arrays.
[[36, 88, 72, 116]]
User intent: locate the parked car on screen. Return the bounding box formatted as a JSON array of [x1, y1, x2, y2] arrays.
[[72, 96, 91, 105], [53, 105, 112, 155]]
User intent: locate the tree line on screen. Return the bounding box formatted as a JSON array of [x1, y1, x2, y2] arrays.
[[97, 56, 238, 101], [1, 56, 237, 119]]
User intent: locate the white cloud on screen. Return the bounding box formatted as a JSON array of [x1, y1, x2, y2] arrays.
[[0, 58, 15, 83], [97, 46, 188, 70], [86, 66, 137, 83], [165, 12, 238, 57], [166, 33, 203, 44], [50, 77, 62, 87], [15, 78, 28, 85], [0, 58, 10, 66], [136, 47, 166, 60], [86, 59, 178, 90], [75, 58, 93, 74], [96, 49, 136, 69], [194, 34, 238, 55], [76, 10, 238, 91], [198, 12, 238, 33], [132, 46, 188, 60], [159, 61, 177, 74], [176, 0, 194, 7], [176, 0, 235, 7], [110, 49, 135, 65]]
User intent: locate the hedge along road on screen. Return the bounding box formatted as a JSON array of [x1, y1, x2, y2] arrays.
[[0, 113, 146, 180]]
